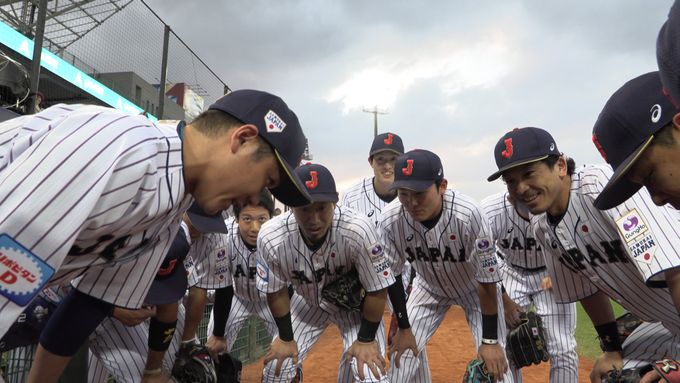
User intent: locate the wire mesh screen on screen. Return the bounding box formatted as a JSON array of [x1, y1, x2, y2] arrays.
[[0, 0, 227, 118], [1, 345, 36, 383]]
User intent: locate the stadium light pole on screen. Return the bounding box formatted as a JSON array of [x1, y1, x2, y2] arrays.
[[362, 106, 387, 138]]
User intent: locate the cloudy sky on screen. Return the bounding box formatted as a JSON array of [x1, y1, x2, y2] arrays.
[[144, 0, 671, 201]]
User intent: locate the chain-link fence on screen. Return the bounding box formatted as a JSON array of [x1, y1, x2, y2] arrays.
[[0, 0, 228, 119]]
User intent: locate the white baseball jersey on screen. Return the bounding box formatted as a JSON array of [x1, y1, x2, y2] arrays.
[[380, 189, 511, 383], [482, 192, 578, 383], [533, 164, 680, 335], [257, 206, 395, 303], [0, 104, 191, 338], [187, 224, 233, 291], [341, 177, 393, 227]]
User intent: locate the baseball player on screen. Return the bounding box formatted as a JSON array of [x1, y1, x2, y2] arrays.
[[257, 163, 395, 382], [481, 192, 578, 382], [383, 149, 512, 383], [487, 124, 680, 383], [657, 0, 680, 108], [0, 89, 311, 382]]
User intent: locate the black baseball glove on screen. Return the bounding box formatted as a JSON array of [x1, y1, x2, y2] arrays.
[[172, 343, 217, 383], [321, 268, 365, 312], [505, 311, 550, 368]]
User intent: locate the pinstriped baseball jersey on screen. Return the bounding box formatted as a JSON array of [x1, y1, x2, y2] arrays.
[[380, 189, 501, 299], [256, 206, 395, 309], [0, 104, 191, 337], [533, 164, 680, 335], [341, 177, 391, 227], [481, 192, 545, 270], [187, 225, 232, 291]]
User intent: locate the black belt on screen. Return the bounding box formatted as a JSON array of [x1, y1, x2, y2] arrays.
[[509, 264, 547, 273]]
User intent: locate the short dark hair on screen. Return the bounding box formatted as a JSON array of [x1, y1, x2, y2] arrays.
[[651, 122, 676, 147], [543, 155, 576, 176], [191, 109, 242, 137], [234, 189, 275, 217]]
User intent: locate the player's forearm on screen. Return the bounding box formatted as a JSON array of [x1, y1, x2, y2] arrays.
[[387, 276, 411, 328], [267, 287, 294, 341], [146, 302, 178, 370], [362, 289, 387, 322], [580, 291, 616, 325], [212, 286, 234, 337], [477, 282, 498, 315], [665, 267, 680, 316]]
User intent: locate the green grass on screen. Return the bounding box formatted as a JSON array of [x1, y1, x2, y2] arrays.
[[575, 301, 626, 360]]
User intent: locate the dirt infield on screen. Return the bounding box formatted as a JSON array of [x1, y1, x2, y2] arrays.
[[242, 306, 594, 382]]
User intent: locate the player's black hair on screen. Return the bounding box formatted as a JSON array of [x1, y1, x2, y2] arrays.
[[233, 189, 275, 218], [543, 155, 576, 176], [651, 122, 676, 147], [191, 109, 274, 161]]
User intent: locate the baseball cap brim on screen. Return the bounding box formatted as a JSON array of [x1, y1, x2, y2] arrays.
[[593, 136, 651, 210], [269, 150, 312, 207], [309, 192, 339, 203], [369, 148, 402, 157], [389, 179, 434, 192], [186, 202, 228, 234], [144, 262, 188, 305], [487, 155, 549, 182]]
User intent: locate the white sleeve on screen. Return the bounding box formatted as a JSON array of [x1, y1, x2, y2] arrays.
[[379, 217, 405, 277], [351, 218, 395, 292], [466, 205, 502, 284], [256, 231, 287, 294]]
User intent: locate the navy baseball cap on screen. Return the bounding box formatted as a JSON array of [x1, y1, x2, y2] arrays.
[[369, 132, 404, 157], [390, 149, 444, 192], [294, 163, 338, 203], [186, 201, 228, 234], [144, 228, 191, 305], [487, 127, 560, 182], [592, 72, 677, 210], [209, 89, 311, 207], [657, 0, 680, 109]]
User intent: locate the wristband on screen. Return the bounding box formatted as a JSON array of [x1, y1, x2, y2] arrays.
[[274, 312, 294, 342], [595, 321, 622, 352], [481, 338, 499, 345], [148, 318, 177, 352], [481, 314, 498, 340], [387, 277, 411, 329], [143, 368, 162, 375], [357, 317, 380, 342]]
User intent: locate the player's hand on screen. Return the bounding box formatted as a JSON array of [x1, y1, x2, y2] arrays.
[[478, 343, 507, 383], [639, 369, 662, 383], [541, 277, 553, 291], [263, 337, 298, 377], [347, 339, 386, 381], [206, 335, 228, 360], [502, 295, 524, 329], [388, 327, 419, 368], [589, 351, 623, 383], [140, 371, 171, 383], [112, 306, 156, 326]]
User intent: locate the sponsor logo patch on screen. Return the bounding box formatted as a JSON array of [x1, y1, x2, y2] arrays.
[[616, 209, 649, 243], [367, 243, 384, 262], [476, 238, 491, 251], [0, 235, 54, 306], [256, 260, 269, 282]]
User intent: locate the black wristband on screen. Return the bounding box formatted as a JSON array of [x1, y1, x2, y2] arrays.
[[595, 321, 622, 352], [212, 286, 233, 337], [387, 276, 411, 329], [357, 317, 380, 342], [148, 318, 178, 352], [274, 312, 294, 342], [481, 314, 498, 340]]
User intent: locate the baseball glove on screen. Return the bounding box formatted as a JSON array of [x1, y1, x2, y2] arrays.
[[216, 353, 242, 383], [172, 343, 217, 383], [321, 268, 365, 312], [603, 366, 646, 383], [599, 312, 643, 352], [505, 311, 550, 368], [462, 359, 493, 383], [604, 359, 680, 383]]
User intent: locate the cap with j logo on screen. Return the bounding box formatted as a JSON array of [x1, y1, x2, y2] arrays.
[[487, 127, 560, 182], [390, 149, 444, 192], [293, 163, 338, 203], [369, 132, 404, 157]]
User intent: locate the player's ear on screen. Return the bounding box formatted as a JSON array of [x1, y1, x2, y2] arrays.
[[557, 156, 567, 177], [229, 124, 259, 153], [673, 112, 680, 132], [438, 179, 448, 194]]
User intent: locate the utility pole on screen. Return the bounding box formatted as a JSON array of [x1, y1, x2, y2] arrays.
[[362, 106, 387, 138]]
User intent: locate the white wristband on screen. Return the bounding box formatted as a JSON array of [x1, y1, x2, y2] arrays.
[[481, 338, 498, 345]]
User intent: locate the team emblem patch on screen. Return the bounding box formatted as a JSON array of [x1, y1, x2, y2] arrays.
[[256, 260, 269, 282], [264, 110, 286, 133], [615, 209, 649, 242], [367, 243, 384, 262], [0, 235, 55, 306], [627, 233, 658, 264]]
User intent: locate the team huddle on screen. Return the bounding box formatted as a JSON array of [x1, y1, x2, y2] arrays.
[[1, 2, 680, 383]]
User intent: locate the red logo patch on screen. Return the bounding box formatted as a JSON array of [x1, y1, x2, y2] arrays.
[[157, 259, 177, 277], [501, 138, 513, 159], [384, 133, 394, 145], [305, 171, 318, 189], [402, 159, 414, 176]]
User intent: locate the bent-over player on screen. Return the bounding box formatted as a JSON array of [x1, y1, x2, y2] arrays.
[[488, 123, 680, 383], [0, 89, 311, 382], [482, 192, 578, 382], [383, 149, 512, 383], [257, 163, 394, 382]]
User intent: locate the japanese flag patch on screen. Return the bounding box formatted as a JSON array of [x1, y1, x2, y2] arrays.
[[256, 259, 269, 282], [0, 234, 55, 306]]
